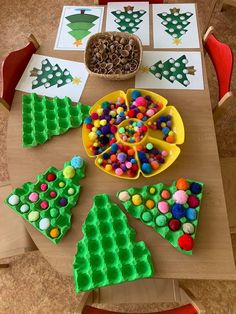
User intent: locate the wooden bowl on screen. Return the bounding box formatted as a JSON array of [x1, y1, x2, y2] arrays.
[[84, 31, 143, 80]]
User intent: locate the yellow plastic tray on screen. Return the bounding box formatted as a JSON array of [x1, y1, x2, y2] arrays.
[[82, 89, 185, 180]]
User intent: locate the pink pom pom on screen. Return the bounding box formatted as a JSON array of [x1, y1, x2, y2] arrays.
[[173, 190, 188, 204]]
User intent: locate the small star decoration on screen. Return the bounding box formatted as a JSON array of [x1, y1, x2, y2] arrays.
[[140, 66, 150, 73], [72, 77, 82, 85], [74, 39, 83, 47], [173, 38, 182, 46]]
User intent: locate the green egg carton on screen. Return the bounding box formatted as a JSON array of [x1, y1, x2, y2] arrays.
[[5, 156, 86, 244], [117, 178, 204, 255], [73, 194, 154, 293], [22, 93, 90, 148]]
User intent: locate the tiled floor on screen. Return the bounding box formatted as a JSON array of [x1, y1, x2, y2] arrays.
[[0, 1, 236, 313]]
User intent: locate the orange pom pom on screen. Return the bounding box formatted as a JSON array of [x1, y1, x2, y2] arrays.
[[176, 178, 189, 190], [166, 135, 175, 143], [110, 154, 117, 162], [137, 113, 143, 120], [127, 149, 135, 156], [50, 228, 60, 238]]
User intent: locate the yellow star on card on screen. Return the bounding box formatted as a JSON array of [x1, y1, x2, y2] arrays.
[[74, 39, 83, 47], [140, 66, 150, 73], [72, 77, 82, 85], [173, 38, 182, 46]]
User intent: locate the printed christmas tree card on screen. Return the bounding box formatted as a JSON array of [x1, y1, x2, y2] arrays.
[[153, 3, 200, 49], [16, 54, 89, 102], [106, 2, 150, 46], [54, 6, 104, 51], [135, 51, 204, 90]]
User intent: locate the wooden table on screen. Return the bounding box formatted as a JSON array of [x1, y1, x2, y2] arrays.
[[6, 6, 236, 281]]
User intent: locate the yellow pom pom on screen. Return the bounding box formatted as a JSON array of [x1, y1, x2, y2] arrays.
[[92, 127, 97, 132], [100, 119, 107, 126], [149, 187, 156, 194], [105, 164, 112, 171], [94, 120, 100, 128], [97, 108, 103, 115], [117, 107, 124, 114], [88, 132, 97, 141], [63, 166, 75, 179], [97, 158, 103, 165], [132, 194, 142, 206], [59, 181, 65, 187], [161, 122, 166, 128], [169, 131, 174, 136]]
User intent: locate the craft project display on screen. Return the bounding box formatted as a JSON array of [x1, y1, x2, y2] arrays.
[[73, 194, 154, 293], [153, 4, 200, 48], [85, 32, 142, 79], [5, 156, 85, 244], [106, 2, 150, 46], [22, 93, 90, 147], [117, 178, 204, 255], [136, 51, 204, 90], [54, 6, 104, 51], [82, 89, 184, 179], [16, 54, 89, 102]]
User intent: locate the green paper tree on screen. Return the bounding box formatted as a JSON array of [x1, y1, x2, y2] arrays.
[[158, 8, 193, 45], [5, 156, 86, 244], [149, 54, 196, 87], [66, 9, 99, 47], [73, 194, 154, 293], [30, 58, 76, 89], [22, 93, 90, 147], [111, 5, 146, 33], [117, 179, 204, 255]]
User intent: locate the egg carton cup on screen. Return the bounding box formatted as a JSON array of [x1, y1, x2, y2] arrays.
[[22, 93, 90, 148], [5, 158, 86, 244], [82, 89, 185, 180], [73, 194, 154, 293], [117, 179, 204, 255]]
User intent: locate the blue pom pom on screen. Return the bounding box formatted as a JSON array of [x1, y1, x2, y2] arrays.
[[172, 204, 185, 219], [159, 116, 168, 122], [138, 151, 146, 159], [162, 127, 170, 135], [131, 159, 137, 164], [71, 156, 84, 169], [103, 153, 110, 160], [111, 143, 118, 152], [186, 208, 197, 221], [131, 90, 141, 100], [84, 117, 92, 124], [190, 182, 202, 194], [141, 163, 152, 174]]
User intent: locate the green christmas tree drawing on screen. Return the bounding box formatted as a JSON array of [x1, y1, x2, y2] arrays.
[[148, 54, 196, 87], [158, 8, 193, 45], [30, 58, 81, 89], [111, 5, 146, 33], [66, 8, 99, 47]]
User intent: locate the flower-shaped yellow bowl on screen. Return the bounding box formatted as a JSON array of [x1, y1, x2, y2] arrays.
[[82, 89, 185, 179]]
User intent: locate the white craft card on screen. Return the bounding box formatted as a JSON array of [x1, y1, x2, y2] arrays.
[[16, 54, 89, 102], [106, 2, 150, 46], [153, 3, 200, 49], [135, 51, 204, 90], [54, 6, 104, 51]]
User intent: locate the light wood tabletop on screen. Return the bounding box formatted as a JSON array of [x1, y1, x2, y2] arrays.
[[6, 4, 236, 281]]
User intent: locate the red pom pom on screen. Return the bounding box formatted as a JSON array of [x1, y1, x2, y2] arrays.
[[168, 218, 181, 231], [47, 173, 56, 181], [50, 191, 57, 198], [132, 164, 138, 171], [142, 125, 148, 132], [86, 124, 93, 129], [123, 145, 130, 152], [91, 112, 98, 120], [178, 234, 194, 251], [127, 170, 136, 177], [187, 195, 200, 208], [127, 110, 135, 118], [110, 125, 117, 133]]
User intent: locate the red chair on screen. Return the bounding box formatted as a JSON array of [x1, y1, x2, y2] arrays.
[[0, 34, 39, 113], [77, 279, 205, 314], [94, 1, 163, 4], [203, 26, 234, 111]]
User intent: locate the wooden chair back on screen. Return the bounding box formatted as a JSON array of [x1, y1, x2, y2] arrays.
[[0, 34, 39, 113]]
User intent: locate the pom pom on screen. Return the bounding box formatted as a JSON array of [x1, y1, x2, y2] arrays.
[[50, 228, 60, 238], [40, 183, 48, 191], [8, 194, 20, 205], [63, 166, 76, 179], [118, 191, 130, 202], [145, 199, 155, 209], [71, 156, 84, 169], [40, 200, 49, 209], [190, 182, 202, 194], [141, 163, 152, 174], [141, 211, 153, 223], [158, 201, 169, 213], [47, 173, 56, 181], [91, 112, 99, 120], [131, 90, 141, 100], [187, 195, 200, 208], [168, 218, 181, 231], [186, 208, 197, 221], [28, 192, 39, 202], [176, 178, 189, 190], [171, 204, 185, 219], [173, 190, 188, 204], [155, 214, 167, 227], [59, 197, 68, 207], [182, 222, 194, 234], [161, 190, 170, 199], [132, 194, 142, 205], [178, 234, 194, 251]]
